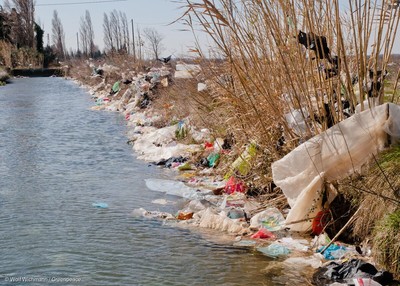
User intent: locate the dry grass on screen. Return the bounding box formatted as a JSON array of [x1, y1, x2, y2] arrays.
[[348, 146, 400, 239], [0, 41, 44, 68], [332, 146, 400, 276], [179, 0, 400, 274], [0, 41, 13, 67], [373, 209, 400, 278], [178, 0, 400, 190]]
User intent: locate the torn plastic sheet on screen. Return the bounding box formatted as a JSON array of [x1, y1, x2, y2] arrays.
[[272, 103, 400, 232], [145, 178, 215, 200], [197, 208, 248, 234]]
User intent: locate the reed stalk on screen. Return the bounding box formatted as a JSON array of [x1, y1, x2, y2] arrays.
[[180, 0, 400, 185]]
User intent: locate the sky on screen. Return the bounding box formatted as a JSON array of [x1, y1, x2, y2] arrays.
[[30, 0, 207, 58], [1, 0, 399, 56]]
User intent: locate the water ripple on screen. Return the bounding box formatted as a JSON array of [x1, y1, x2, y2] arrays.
[[0, 78, 309, 286]]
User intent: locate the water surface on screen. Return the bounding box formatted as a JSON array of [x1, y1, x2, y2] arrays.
[[0, 78, 309, 286]]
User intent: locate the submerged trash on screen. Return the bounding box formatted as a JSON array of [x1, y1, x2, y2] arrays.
[[92, 202, 109, 208], [145, 178, 213, 200], [233, 240, 257, 247], [257, 244, 291, 258], [151, 199, 172, 205], [131, 208, 174, 220], [197, 208, 248, 234]]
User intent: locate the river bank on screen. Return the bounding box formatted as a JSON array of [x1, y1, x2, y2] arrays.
[[67, 57, 399, 285], [0, 68, 10, 85]]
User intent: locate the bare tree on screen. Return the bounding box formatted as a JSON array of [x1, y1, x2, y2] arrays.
[[143, 27, 164, 60], [103, 13, 114, 51], [110, 10, 121, 51], [119, 11, 129, 53], [103, 10, 130, 54], [51, 10, 65, 60], [3, 0, 35, 48], [137, 25, 144, 61], [79, 10, 95, 58]]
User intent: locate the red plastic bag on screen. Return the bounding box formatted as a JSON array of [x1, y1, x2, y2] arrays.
[[204, 142, 214, 149], [224, 176, 246, 194], [251, 228, 276, 239], [312, 210, 331, 235]]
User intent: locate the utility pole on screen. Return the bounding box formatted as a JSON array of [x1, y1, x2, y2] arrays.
[[131, 19, 136, 61]]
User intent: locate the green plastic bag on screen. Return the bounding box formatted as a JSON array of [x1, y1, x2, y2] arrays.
[[111, 81, 120, 94], [207, 152, 220, 167]]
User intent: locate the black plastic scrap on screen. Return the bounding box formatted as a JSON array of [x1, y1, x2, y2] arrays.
[[154, 156, 188, 168], [297, 30, 334, 63], [312, 259, 397, 286], [158, 55, 172, 64]]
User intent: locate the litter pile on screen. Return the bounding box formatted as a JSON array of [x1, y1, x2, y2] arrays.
[[73, 59, 400, 285]]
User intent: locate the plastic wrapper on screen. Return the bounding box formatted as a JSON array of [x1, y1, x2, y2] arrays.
[[272, 103, 400, 232]]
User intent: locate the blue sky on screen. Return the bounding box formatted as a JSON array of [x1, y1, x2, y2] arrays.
[[33, 0, 202, 57], [1, 0, 399, 56]]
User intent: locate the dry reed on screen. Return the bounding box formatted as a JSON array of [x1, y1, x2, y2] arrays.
[[179, 0, 400, 188]]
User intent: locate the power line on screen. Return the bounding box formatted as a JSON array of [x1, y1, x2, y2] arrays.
[[36, 0, 127, 6]]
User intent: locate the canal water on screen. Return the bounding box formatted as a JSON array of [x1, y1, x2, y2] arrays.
[[0, 78, 309, 286]]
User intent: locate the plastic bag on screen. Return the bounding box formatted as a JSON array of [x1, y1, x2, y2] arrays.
[[251, 228, 276, 239], [176, 212, 194, 220], [111, 81, 120, 94], [257, 244, 291, 258], [317, 244, 347, 260], [92, 202, 108, 208], [207, 152, 220, 167], [250, 208, 285, 231], [224, 176, 246, 194], [312, 210, 331, 235]]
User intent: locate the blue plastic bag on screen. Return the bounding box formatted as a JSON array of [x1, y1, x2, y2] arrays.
[[317, 244, 347, 260]]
